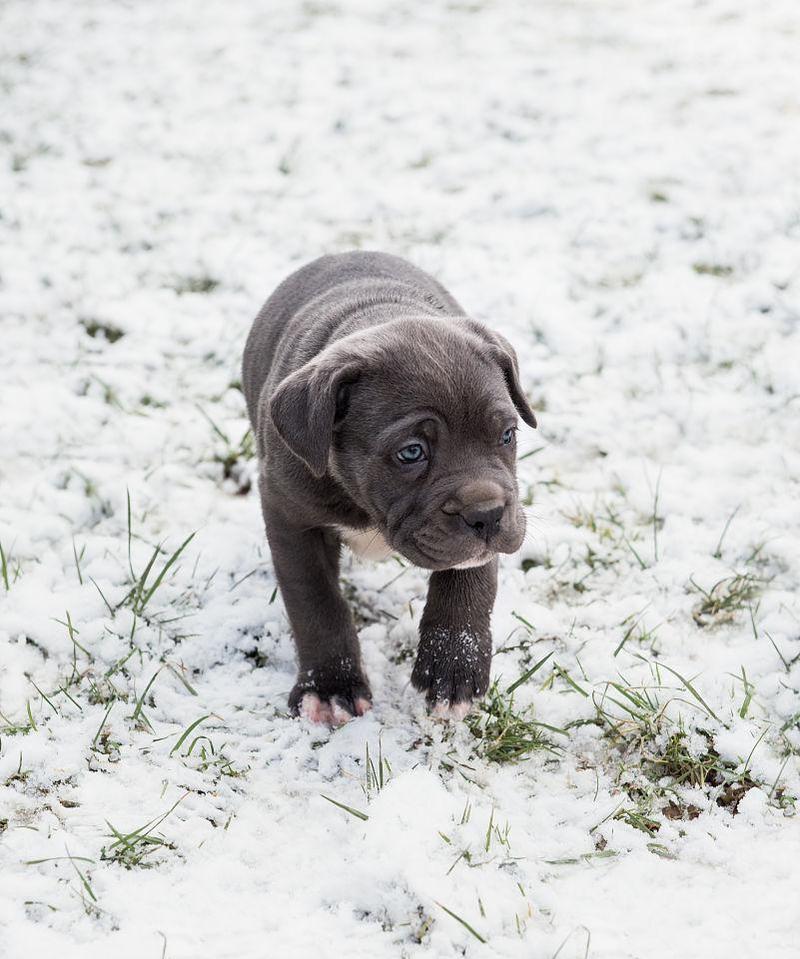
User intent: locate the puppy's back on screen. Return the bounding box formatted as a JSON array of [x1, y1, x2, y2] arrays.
[[242, 251, 462, 428]]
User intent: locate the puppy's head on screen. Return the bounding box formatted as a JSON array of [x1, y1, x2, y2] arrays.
[[269, 317, 536, 570]]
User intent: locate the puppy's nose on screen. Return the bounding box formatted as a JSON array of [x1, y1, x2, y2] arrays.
[[461, 501, 505, 541]]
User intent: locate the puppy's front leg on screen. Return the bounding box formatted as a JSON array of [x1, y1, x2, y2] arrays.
[[411, 558, 497, 719], [264, 508, 371, 724]]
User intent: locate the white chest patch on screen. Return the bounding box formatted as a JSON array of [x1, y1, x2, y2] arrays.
[[337, 526, 395, 562]]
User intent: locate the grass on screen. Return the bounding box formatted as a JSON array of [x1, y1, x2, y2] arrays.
[[27, 849, 99, 909], [72, 538, 86, 584], [169, 714, 211, 756], [118, 491, 196, 619], [80, 317, 125, 343], [191, 742, 246, 778], [161, 715, 247, 778], [730, 666, 755, 719], [0, 539, 22, 590], [467, 679, 563, 763], [648, 730, 725, 786], [130, 667, 163, 731], [693, 262, 734, 277], [172, 274, 219, 294], [713, 505, 741, 559], [195, 406, 255, 492], [433, 900, 486, 944], [557, 486, 668, 584], [0, 540, 9, 590], [5, 441, 795, 941], [0, 709, 34, 736], [651, 469, 663, 564], [53, 610, 91, 683], [435, 807, 518, 937], [593, 658, 722, 741], [321, 794, 370, 821], [120, 533, 197, 618], [92, 700, 117, 749], [321, 739, 393, 822], [644, 729, 763, 813], [4, 752, 29, 786], [614, 805, 660, 836], [690, 572, 766, 627], [551, 926, 591, 959], [591, 659, 773, 817], [363, 739, 392, 799], [506, 651, 554, 694], [102, 794, 186, 869], [613, 610, 660, 657], [320, 737, 394, 835], [532, 494, 786, 826]]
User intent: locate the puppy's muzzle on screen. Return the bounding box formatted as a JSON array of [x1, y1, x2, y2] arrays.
[[443, 480, 510, 546], [460, 500, 505, 543]]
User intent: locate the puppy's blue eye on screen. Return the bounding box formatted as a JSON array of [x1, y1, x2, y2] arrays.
[[397, 443, 425, 464], [501, 427, 515, 445]]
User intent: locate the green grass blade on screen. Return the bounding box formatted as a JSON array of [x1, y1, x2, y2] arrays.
[[132, 542, 164, 611], [26, 855, 95, 865], [93, 699, 116, 747], [320, 794, 369, 821], [89, 576, 115, 615], [511, 610, 535, 632], [126, 488, 134, 579], [0, 540, 9, 591], [506, 651, 553, 694], [554, 664, 589, 697], [66, 847, 97, 902], [433, 901, 487, 943], [170, 714, 210, 756], [30, 680, 59, 717], [131, 667, 162, 723], [72, 538, 84, 585], [165, 663, 198, 696], [658, 663, 720, 722], [138, 532, 196, 611]]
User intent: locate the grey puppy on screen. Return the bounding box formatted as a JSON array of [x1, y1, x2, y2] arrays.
[[242, 252, 536, 723]]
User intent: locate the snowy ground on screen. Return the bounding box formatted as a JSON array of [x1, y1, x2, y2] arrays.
[[1, 1, 799, 956]]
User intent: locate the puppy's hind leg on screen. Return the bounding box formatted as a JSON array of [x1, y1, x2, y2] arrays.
[[263, 506, 372, 724], [411, 558, 497, 720]]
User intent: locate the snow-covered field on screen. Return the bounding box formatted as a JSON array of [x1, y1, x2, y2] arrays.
[[2, 1, 799, 956]]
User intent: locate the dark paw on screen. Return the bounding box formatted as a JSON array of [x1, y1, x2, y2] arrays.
[[288, 660, 372, 726], [411, 626, 491, 721]]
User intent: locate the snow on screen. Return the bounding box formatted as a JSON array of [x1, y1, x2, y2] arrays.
[[1, 0, 799, 956]]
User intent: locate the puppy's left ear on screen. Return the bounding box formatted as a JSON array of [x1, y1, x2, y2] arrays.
[[464, 321, 537, 428], [269, 352, 360, 478]]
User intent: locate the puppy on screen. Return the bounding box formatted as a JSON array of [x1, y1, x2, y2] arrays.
[[242, 252, 536, 723]]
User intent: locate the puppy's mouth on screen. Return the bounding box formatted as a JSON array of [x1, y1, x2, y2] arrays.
[[399, 534, 496, 572], [449, 551, 495, 570], [386, 501, 526, 571]]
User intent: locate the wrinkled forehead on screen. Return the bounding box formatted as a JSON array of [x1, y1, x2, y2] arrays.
[[356, 339, 514, 431]]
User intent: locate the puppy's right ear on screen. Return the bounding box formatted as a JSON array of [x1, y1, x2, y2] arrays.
[[269, 354, 360, 478], [461, 320, 537, 428]]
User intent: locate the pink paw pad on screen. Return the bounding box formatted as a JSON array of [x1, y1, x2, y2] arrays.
[[299, 693, 334, 725], [354, 697, 372, 717], [330, 701, 354, 726], [299, 693, 372, 726], [431, 700, 472, 722]]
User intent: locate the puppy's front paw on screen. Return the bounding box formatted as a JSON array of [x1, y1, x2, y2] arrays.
[[411, 626, 491, 721], [289, 661, 372, 726]]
